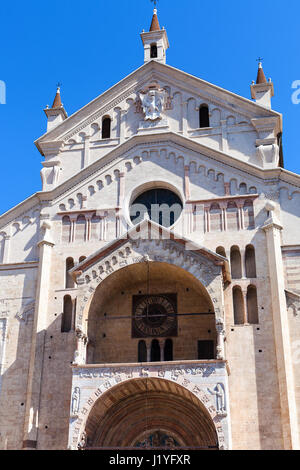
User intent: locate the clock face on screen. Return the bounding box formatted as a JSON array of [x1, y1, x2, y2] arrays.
[[132, 294, 177, 338]]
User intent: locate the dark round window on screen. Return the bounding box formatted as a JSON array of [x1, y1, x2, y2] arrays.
[[130, 188, 183, 227]]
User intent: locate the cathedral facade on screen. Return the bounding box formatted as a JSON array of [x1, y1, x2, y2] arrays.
[[0, 9, 300, 450]]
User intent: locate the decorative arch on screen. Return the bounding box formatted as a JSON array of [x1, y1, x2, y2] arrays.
[[245, 245, 257, 278], [232, 286, 245, 325], [73, 239, 224, 338], [70, 376, 226, 450], [66, 257, 75, 288], [62, 295, 73, 332], [124, 180, 185, 230], [246, 285, 259, 324], [230, 246, 242, 279]]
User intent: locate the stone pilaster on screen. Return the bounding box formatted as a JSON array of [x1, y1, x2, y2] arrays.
[[262, 202, 299, 449], [83, 135, 90, 167], [22, 222, 55, 450]]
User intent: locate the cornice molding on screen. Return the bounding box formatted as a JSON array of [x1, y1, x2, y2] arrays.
[[1, 132, 300, 230], [34, 61, 281, 155]]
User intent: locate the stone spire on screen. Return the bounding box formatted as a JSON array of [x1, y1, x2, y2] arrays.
[[250, 60, 274, 109], [149, 8, 161, 31], [256, 61, 267, 84], [141, 7, 169, 64], [44, 85, 68, 132], [51, 85, 63, 108]]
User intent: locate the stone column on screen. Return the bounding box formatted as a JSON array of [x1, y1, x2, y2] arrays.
[[237, 200, 244, 230], [216, 319, 225, 360], [159, 340, 164, 362], [85, 214, 92, 242], [241, 287, 248, 323], [83, 135, 90, 168], [219, 202, 227, 232], [69, 215, 77, 243], [117, 172, 126, 237], [240, 248, 247, 279], [204, 205, 210, 233], [182, 102, 188, 135], [22, 222, 54, 450], [184, 166, 191, 201], [183, 204, 193, 238], [118, 172, 125, 207], [262, 202, 299, 449], [119, 110, 127, 143], [220, 120, 228, 153], [2, 235, 10, 264], [146, 342, 151, 362]]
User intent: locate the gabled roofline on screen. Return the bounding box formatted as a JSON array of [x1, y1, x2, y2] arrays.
[[35, 60, 281, 155], [1, 131, 300, 230], [69, 217, 231, 283]]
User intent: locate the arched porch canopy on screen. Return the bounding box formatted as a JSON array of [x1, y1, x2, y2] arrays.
[[69, 218, 230, 334]]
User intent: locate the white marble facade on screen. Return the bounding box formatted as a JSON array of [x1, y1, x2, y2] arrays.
[[0, 10, 300, 450]]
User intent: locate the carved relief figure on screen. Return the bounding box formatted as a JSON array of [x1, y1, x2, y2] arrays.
[[71, 387, 80, 416], [139, 88, 165, 121], [208, 383, 227, 416]]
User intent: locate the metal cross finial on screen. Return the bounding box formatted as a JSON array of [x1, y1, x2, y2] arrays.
[[151, 0, 159, 8], [56, 81, 62, 89], [256, 57, 263, 63]]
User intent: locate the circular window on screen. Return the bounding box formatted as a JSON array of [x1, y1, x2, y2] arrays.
[[130, 188, 183, 227]]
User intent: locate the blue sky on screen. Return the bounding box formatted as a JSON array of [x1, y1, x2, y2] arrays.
[[0, 0, 299, 215]]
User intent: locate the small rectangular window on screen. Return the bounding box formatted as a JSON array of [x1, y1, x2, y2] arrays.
[[197, 340, 215, 360]]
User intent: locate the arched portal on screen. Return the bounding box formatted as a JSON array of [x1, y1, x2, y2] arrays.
[[87, 261, 217, 364], [84, 378, 219, 450]]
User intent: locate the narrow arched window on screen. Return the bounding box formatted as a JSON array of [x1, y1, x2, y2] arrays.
[[102, 117, 111, 139], [65, 257, 74, 288], [233, 286, 245, 325], [150, 339, 161, 362], [62, 216, 71, 243], [164, 339, 173, 361], [226, 202, 239, 231], [239, 183, 247, 195], [199, 104, 210, 128], [150, 43, 158, 58], [216, 246, 226, 258], [138, 340, 147, 362], [244, 200, 255, 229], [75, 215, 86, 242], [91, 214, 101, 240], [247, 286, 259, 324], [245, 245, 257, 278], [0, 233, 4, 264], [230, 246, 242, 279], [209, 203, 222, 232], [61, 295, 73, 332]]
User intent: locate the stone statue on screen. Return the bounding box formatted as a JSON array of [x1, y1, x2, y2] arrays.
[[71, 387, 80, 416], [208, 383, 227, 416], [73, 329, 88, 365], [139, 88, 165, 121]]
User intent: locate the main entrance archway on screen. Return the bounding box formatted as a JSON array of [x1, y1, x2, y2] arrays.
[[84, 377, 219, 450]]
